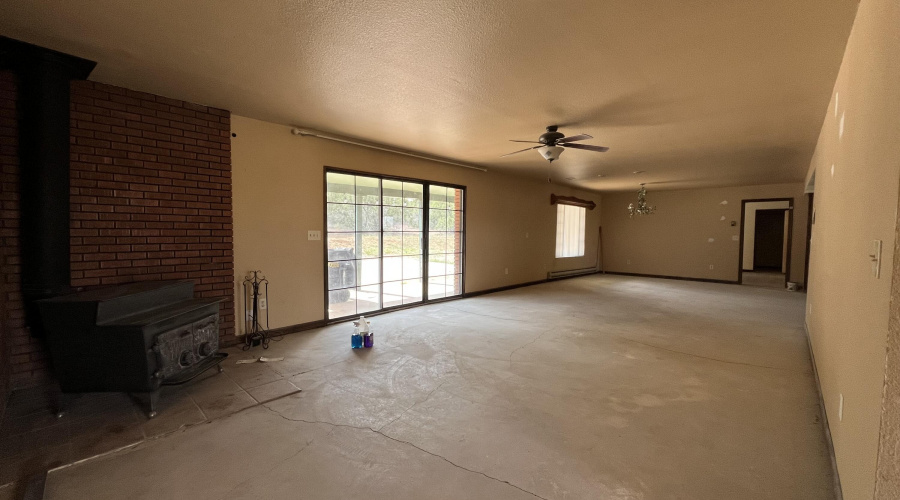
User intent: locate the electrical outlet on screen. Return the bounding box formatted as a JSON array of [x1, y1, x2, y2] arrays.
[[259, 298, 267, 310], [627, 259, 631, 265], [504, 268, 508, 275], [525, 232, 529, 239], [709, 265, 714, 270], [308, 230, 321, 241], [839, 394, 843, 421], [732, 235, 739, 241]]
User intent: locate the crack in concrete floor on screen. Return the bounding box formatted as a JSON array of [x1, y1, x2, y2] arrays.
[[261, 404, 549, 500], [443, 304, 534, 324], [508, 327, 555, 365], [618, 337, 803, 372]]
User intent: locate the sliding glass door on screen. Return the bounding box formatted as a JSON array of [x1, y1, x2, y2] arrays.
[[325, 170, 465, 320]]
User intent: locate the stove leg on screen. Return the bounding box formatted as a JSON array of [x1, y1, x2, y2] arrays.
[[54, 393, 76, 419], [132, 391, 160, 419]]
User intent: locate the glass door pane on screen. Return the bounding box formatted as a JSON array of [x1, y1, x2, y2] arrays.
[[427, 185, 464, 299], [326, 172, 383, 319], [382, 181, 424, 308], [326, 171, 462, 319]]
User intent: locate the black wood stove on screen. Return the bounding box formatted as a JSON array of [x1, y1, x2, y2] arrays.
[[38, 280, 227, 418]]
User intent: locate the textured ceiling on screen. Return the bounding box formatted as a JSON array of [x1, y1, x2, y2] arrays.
[[1, 0, 858, 191]]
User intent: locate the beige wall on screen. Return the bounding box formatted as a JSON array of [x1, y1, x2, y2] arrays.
[[232, 116, 600, 332], [876, 217, 900, 499], [600, 183, 808, 283], [804, 0, 900, 498], [742, 200, 791, 271]]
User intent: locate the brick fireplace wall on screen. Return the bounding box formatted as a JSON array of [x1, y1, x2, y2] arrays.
[[0, 72, 21, 403], [0, 77, 235, 389]]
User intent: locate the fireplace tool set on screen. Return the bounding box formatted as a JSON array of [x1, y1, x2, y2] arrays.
[[242, 270, 272, 349]]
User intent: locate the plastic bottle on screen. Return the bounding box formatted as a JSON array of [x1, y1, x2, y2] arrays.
[[351, 323, 363, 349]]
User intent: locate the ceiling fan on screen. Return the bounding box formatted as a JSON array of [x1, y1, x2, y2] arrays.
[[501, 125, 609, 163]]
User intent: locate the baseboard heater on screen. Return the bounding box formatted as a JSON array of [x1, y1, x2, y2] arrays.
[[547, 267, 598, 280]]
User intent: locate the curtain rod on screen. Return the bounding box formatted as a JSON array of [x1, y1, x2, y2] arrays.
[[290, 128, 488, 173]]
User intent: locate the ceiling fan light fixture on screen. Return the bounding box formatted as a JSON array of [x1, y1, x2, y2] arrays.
[[539, 146, 564, 162], [501, 126, 608, 160]]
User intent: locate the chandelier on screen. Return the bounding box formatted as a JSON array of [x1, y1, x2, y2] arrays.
[[628, 183, 656, 218]]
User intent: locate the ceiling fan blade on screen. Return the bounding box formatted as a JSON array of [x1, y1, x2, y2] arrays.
[[500, 145, 544, 158], [557, 133, 593, 143], [509, 140, 543, 143], [501, 145, 542, 157], [562, 143, 609, 153]]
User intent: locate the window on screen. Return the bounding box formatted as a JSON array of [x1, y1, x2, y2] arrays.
[[325, 170, 465, 320], [555, 204, 585, 258]]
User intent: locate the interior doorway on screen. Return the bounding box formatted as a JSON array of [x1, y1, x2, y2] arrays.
[[739, 199, 793, 289], [754, 209, 787, 270], [803, 192, 814, 291]]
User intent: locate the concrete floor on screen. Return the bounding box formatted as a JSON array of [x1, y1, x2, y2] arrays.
[[741, 270, 787, 289], [41, 275, 833, 500]]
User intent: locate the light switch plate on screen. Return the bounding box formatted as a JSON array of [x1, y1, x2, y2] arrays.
[[308, 230, 321, 241]]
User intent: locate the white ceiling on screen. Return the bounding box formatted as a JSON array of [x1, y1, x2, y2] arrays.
[[1, 0, 858, 191]]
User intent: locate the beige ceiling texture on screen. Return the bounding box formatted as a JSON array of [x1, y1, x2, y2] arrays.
[[1, 0, 858, 191]]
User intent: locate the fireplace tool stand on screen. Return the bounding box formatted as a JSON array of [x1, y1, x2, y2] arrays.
[[242, 270, 272, 349]]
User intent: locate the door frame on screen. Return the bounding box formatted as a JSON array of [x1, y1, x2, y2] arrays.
[[738, 198, 794, 286], [322, 166, 468, 323]]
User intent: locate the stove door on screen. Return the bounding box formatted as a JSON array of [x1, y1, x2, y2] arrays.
[[192, 314, 219, 362], [154, 324, 195, 380]]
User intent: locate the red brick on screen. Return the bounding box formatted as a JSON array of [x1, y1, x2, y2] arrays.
[[0, 75, 233, 388]]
